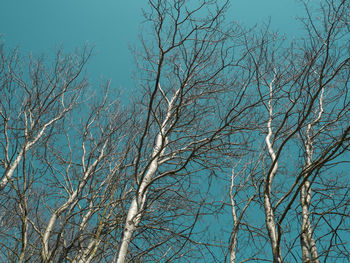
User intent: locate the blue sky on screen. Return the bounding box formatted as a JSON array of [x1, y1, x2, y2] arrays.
[[0, 0, 303, 91]]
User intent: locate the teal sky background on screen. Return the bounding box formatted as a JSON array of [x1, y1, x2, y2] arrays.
[[0, 0, 304, 92]]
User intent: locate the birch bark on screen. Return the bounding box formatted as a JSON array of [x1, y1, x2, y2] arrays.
[[264, 76, 282, 263], [41, 141, 108, 262], [300, 89, 323, 263], [116, 88, 180, 263], [0, 110, 69, 191]]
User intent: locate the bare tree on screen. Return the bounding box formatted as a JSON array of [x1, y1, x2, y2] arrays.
[[115, 0, 260, 261], [1, 0, 256, 260], [0, 46, 90, 192], [225, 0, 350, 262], [0, 45, 134, 262], [0, 0, 348, 263]]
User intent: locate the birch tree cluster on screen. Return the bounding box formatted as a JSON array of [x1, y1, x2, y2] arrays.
[[0, 0, 349, 262]]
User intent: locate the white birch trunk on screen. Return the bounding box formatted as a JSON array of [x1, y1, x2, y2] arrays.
[[229, 169, 238, 263], [41, 141, 107, 262], [116, 129, 165, 263], [18, 183, 28, 263], [300, 89, 323, 262], [116, 87, 179, 263], [264, 76, 282, 263], [0, 109, 69, 191], [300, 146, 319, 263]]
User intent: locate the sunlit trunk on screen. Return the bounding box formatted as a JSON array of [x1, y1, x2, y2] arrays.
[[264, 75, 282, 263]]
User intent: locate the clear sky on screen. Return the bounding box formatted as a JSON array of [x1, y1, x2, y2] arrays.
[[0, 0, 304, 92]]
